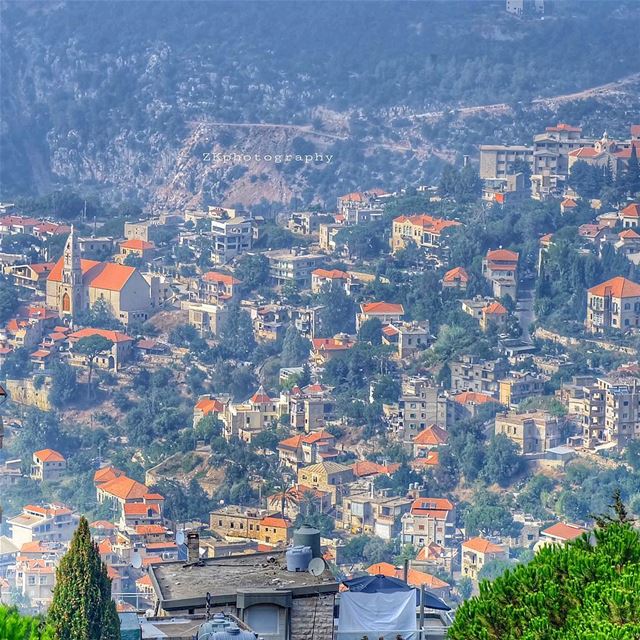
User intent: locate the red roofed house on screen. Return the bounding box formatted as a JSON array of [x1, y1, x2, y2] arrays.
[[4, 262, 55, 293], [402, 498, 456, 548], [390, 214, 461, 264], [357, 302, 405, 331], [621, 203, 640, 229], [193, 395, 225, 427], [560, 198, 578, 214], [482, 249, 519, 299], [6, 504, 78, 547], [68, 327, 134, 371], [311, 334, 355, 364], [586, 276, 640, 332], [442, 266, 469, 290], [365, 562, 450, 599], [30, 449, 66, 482], [120, 501, 163, 530], [119, 238, 156, 261], [277, 430, 338, 469], [195, 270, 240, 304], [222, 386, 282, 443], [209, 506, 293, 545], [540, 522, 587, 544], [412, 425, 448, 457], [615, 229, 640, 257], [480, 301, 508, 332], [311, 268, 349, 294], [46, 228, 157, 327], [461, 537, 508, 580], [96, 474, 156, 518]]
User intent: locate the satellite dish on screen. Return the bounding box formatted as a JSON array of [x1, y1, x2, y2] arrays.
[[176, 530, 185, 545], [308, 557, 326, 577], [131, 552, 143, 569]]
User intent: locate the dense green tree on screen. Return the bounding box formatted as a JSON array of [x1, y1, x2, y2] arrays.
[[280, 324, 311, 367], [47, 517, 120, 640], [49, 361, 79, 408], [218, 302, 256, 361], [357, 318, 383, 345], [463, 492, 521, 538], [457, 576, 473, 601], [449, 516, 640, 640], [0, 605, 51, 640], [73, 335, 114, 399], [480, 434, 522, 487], [235, 254, 269, 292], [0, 276, 20, 324], [317, 281, 356, 337]]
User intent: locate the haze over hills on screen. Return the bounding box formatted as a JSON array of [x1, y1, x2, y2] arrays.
[[1, 0, 639, 209]]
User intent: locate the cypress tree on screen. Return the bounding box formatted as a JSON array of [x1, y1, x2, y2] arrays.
[[47, 517, 120, 640]]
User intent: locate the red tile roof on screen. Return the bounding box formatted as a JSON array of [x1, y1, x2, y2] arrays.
[[134, 524, 166, 535], [34, 449, 65, 463], [94, 466, 125, 485], [443, 266, 469, 283], [366, 562, 449, 589], [48, 258, 137, 292], [99, 476, 148, 501], [413, 425, 448, 446], [312, 337, 355, 352], [462, 537, 505, 554], [123, 503, 160, 516], [546, 123, 581, 133], [486, 249, 519, 262], [278, 434, 304, 451], [541, 522, 587, 541], [250, 386, 272, 404], [619, 229, 640, 239], [588, 276, 640, 299], [202, 271, 240, 285], [393, 214, 461, 235], [195, 397, 224, 415], [69, 328, 133, 344], [453, 391, 495, 405], [621, 203, 640, 219], [361, 301, 405, 315], [312, 268, 349, 280], [411, 497, 454, 517], [120, 239, 155, 251], [411, 451, 440, 468], [561, 198, 577, 208], [483, 301, 508, 315], [260, 515, 292, 529]]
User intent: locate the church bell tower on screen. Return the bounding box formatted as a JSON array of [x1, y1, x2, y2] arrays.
[[60, 226, 84, 319]]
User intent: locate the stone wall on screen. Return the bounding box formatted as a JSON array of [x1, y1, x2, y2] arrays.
[[290, 593, 335, 640]]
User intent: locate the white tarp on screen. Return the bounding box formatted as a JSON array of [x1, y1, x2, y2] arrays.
[[337, 590, 418, 640]]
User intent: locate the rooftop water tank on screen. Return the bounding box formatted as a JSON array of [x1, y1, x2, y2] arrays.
[[286, 545, 312, 572], [210, 624, 256, 640], [197, 614, 231, 638], [293, 524, 321, 559]]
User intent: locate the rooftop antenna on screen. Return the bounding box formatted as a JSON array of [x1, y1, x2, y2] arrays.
[[81, 200, 87, 223]]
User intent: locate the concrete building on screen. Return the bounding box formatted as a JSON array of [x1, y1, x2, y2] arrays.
[[68, 328, 134, 371], [450, 355, 510, 398], [498, 371, 545, 408], [277, 430, 339, 469], [211, 217, 253, 264], [382, 321, 431, 359], [285, 385, 336, 433], [479, 145, 533, 180], [357, 301, 405, 331], [30, 449, 66, 482], [209, 506, 292, 546], [222, 387, 281, 443], [149, 549, 339, 640], [193, 271, 240, 304], [342, 490, 412, 539], [494, 411, 562, 454], [297, 461, 355, 506], [7, 504, 78, 547], [401, 497, 456, 548], [187, 301, 228, 336], [586, 276, 640, 333], [264, 249, 326, 288]]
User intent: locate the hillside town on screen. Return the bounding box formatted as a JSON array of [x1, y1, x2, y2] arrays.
[[1, 113, 640, 638]]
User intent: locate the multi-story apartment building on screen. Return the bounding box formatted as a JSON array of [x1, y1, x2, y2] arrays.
[[297, 461, 355, 506], [30, 449, 66, 482], [390, 214, 461, 265], [482, 248, 519, 299], [277, 429, 339, 469], [209, 506, 292, 546], [342, 489, 412, 540], [450, 355, 510, 399], [401, 497, 456, 548], [387, 376, 448, 445], [494, 411, 562, 454], [586, 276, 640, 333], [285, 384, 336, 433], [498, 372, 545, 408], [479, 145, 533, 180], [7, 504, 78, 547], [318, 222, 343, 253], [211, 217, 253, 264], [264, 249, 327, 288], [187, 301, 228, 336], [222, 388, 281, 443]]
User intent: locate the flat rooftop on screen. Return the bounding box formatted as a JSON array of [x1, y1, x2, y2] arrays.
[[151, 550, 338, 611]]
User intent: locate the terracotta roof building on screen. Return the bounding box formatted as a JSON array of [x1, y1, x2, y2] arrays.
[[586, 276, 640, 333]]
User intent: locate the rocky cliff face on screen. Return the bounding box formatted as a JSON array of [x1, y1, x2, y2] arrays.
[[2, 1, 639, 208]]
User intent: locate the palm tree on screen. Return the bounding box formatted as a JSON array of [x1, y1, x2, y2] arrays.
[[298, 488, 322, 517], [268, 485, 299, 517]]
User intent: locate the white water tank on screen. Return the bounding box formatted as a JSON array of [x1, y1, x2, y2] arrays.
[[286, 545, 312, 572]]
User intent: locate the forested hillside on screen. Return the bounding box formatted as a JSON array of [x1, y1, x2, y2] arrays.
[[1, 0, 639, 208]]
